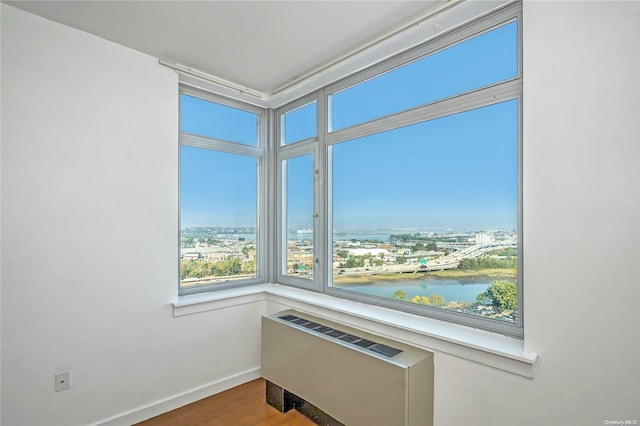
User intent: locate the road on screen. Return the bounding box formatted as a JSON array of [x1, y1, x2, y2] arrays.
[[337, 241, 516, 275]]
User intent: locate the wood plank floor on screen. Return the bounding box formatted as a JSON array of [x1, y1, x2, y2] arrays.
[[135, 378, 317, 426]]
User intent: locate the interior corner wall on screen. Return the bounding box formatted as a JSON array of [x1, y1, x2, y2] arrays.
[[0, 5, 265, 425]]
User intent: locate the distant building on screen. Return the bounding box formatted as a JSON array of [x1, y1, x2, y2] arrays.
[[182, 252, 203, 260], [475, 232, 495, 244], [348, 248, 389, 257]]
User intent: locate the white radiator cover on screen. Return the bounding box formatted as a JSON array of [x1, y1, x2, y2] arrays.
[[261, 310, 434, 426]]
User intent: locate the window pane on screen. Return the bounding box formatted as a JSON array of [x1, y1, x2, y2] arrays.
[[180, 94, 258, 145], [284, 154, 314, 280], [180, 146, 257, 288], [329, 22, 517, 131], [282, 101, 317, 145], [331, 100, 518, 323]]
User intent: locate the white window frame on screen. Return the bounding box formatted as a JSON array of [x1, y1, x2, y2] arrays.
[[276, 2, 523, 337], [178, 86, 268, 296], [275, 92, 323, 291], [179, 2, 524, 338]]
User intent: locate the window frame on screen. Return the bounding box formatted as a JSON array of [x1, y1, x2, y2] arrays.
[[279, 95, 319, 146], [324, 96, 523, 337], [178, 86, 268, 297], [179, 2, 524, 338], [326, 8, 522, 134], [278, 3, 524, 337], [275, 92, 324, 291]]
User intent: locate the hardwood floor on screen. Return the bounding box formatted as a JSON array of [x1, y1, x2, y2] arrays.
[[135, 378, 317, 426]]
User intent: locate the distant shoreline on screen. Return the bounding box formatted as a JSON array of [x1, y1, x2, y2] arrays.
[[332, 268, 516, 285]]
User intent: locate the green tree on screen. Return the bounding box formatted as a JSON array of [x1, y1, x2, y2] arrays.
[[458, 258, 478, 269], [476, 292, 490, 304], [392, 290, 407, 300], [430, 293, 445, 306], [215, 258, 242, 276], [477, 280, 517, 310], [458, 256, 517, 270], [495, 247, 518, 256], [412, 242, 426, 252], [397, 256, 407, 264], [242, 259, 256, 274], [411, 295, 431, 305], [345, 256, 365, 268], [181, 236, 195, 248]]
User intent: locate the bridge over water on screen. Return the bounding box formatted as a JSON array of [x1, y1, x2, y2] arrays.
[[353, 241, 517, 275]]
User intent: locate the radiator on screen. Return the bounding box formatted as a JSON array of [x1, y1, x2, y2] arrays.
[[261, 310, 433, 426]]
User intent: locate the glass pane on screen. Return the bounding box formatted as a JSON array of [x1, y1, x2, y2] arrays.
[[180, 94, 258, 145], [331, 100, 518, 323], [329, 22, 517, 131], [180, 146, 257, 288], [282, 101, 317, 145], [284, 154, 314, 280]]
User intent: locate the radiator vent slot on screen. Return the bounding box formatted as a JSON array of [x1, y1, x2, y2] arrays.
[[279, 314, 403, 357]]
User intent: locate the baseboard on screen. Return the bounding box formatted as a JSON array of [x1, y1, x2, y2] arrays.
[[92, 367, 261, 426]]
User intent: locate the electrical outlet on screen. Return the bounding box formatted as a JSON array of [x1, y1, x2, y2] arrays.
[[55, 371, 70, 392]]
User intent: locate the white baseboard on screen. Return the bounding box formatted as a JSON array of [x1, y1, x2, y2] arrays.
[[92, 367, 262, 426]]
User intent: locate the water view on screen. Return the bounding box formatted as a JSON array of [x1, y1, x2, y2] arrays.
[[338, 278, 491, 304]]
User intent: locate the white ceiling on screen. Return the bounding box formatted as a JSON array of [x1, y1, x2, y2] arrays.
[[5, 1, 447, 95]]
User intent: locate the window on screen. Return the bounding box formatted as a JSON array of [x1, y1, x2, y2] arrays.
[[279, 5, 522, 336], [281, 101, 317, 144], [328, 21, 518, 131], [179, 91, 265, 295], [181, 94, 258, 145], [329, 100, 519, 328], [182, 3, 522, 336], [282, 154, 315, 281]]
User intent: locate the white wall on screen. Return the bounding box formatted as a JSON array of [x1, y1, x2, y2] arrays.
[[0, 4, 3, 423], [1, 2, 638, 426], [1, 5, 264, 425], [433, 2, 639, 425]]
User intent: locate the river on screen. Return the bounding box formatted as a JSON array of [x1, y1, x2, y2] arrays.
[[338, 278, 492, 304]]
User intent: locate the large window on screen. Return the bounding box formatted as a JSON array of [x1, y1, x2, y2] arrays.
[[329, 21, 518, 131], [278, 5, 522, 336], [179, 91, 265, 295], [181, 3, 522, 336], [329, 100, 519, 327]]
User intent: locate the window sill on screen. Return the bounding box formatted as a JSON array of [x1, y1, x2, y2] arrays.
[[173, 285, 267, 316], [173, 283, 538, 378]]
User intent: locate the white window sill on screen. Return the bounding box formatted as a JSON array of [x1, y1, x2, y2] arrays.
[[173, 283, 538, 378]]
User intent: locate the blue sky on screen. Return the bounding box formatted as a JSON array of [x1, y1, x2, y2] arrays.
[[331, 100, 518, 230], [180, 21, 518, 232], [180, 146, 257, 228]]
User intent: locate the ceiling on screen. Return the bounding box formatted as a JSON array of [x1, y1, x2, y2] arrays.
[[4, 1, 447, 95]]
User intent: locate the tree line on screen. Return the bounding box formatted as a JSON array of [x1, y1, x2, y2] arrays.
[[180, 258, 255, 279], [392, 280, 517, 312], [457, 256, 517, 270], [392, 290, 446, 307]]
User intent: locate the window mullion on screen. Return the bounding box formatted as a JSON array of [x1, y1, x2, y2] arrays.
[[325, 78, 521, 146], [179, 133, 263, 157], [316, 89, 328, 292]]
